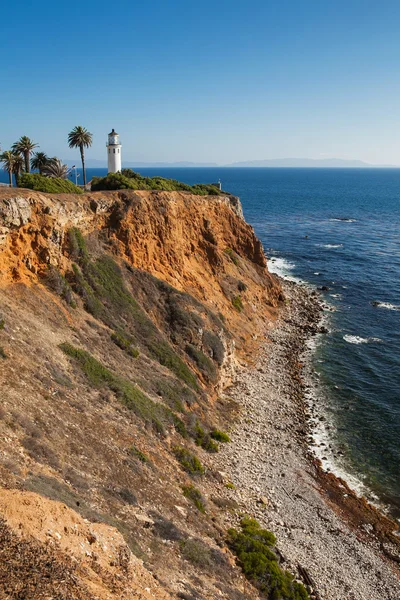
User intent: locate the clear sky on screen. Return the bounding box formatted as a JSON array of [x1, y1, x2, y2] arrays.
[[1, 0, 400, 165]]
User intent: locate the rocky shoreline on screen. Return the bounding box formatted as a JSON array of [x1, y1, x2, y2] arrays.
[[212, 279, 400, 600]]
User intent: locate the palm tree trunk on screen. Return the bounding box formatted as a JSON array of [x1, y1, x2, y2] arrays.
[[24, 151, 30, 173], [8, 170, 13, 188], [80, 146, 86, 186]]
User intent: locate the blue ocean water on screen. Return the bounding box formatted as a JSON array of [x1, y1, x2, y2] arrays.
[[2, 166, 399, 518]]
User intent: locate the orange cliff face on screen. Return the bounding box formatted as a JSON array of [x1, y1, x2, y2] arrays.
[[0, 188, 283, 354]]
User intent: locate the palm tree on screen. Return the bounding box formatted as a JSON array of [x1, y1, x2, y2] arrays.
[[31, 151, 49, 174], [12, 136, 38, 173], [68, 126, 92, 186], [42, 157, 69, 179], [12, 153, 25, 186], [0, 151, 19, 187]]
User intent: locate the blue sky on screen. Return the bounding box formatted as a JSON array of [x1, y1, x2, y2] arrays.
[[1, 0, 400, 164]]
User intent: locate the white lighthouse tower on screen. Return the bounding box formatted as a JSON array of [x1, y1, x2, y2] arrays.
[[106, 128, 122, 173]]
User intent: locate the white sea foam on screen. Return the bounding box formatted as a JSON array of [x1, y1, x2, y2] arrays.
[[318, 243, 344, 249], [267, 257, 302, 282], [373, 301, 400, 311], [343, 335, 382, 344], [329, 218, 357, 223]]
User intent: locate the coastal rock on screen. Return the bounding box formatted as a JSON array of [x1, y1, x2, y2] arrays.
[[0, 197, 31, 228]]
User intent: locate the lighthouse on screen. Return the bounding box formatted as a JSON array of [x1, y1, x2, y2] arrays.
[[106, 128, 122, 173]]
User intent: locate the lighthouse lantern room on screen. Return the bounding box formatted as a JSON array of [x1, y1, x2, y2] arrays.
[[106, 128, 122, 173]]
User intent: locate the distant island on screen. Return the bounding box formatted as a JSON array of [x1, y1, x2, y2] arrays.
[[64, 157, 399, 169]]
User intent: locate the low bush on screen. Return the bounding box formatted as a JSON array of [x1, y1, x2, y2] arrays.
[[172, 446, 204, 475], [0, 319, 4, 330], [180, 538, 212, 568], [0, 347, 7, 359], [45, 266, 76, 307], [152, 515, 184, 541], [193, 423, 219, 453], [18, 173, 82, 194], [111, 332, 140, 358], [237, 280, 247, 292], [228, 517, 310, 600], [232, 295, 243, 312], [186, 344, 217, 382], [210, 429, 231, 443], [91, 170, 223, 196], [202, 330, 225, 365], [182, 484, 206, 513], [129, 445, 149, 463], [224, 248, 239, 266]]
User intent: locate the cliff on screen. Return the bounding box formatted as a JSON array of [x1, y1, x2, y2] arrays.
[[0, 188, 284, 599]]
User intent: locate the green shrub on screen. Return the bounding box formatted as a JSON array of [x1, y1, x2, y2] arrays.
[[228, 517, 310, 600], [0, 346, 7, 359], [180, 538, 212, 567], [44, 266, 76, 307], [210, 429, 231, 443], [91, 170, 223, 196], [202, 330, 225, 366], [0, 319, 5, 330], [18, 173, 82, 194], [225, 481, 235, 490], [150, 340, 199, 390], [182, 484, 206, 513], [130, 445, 149, 463], [193, 423, 219, 453], [111, 332, 140, 358], [238, 280, 247, 292], [60, 343, 184, 436], [232, 295, 243, 312], [186, 344, 217, 382], [224, 248, 239, 266], [172, 446, 204, 475]]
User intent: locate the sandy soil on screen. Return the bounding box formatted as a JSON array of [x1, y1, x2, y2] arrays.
[[212, 279, 400, 600]]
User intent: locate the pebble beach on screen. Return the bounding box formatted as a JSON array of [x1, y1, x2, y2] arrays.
[[213, 279, 400, 600]]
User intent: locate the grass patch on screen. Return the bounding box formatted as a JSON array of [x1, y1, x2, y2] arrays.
[[228, 517, 310, 600], [60, 343, 185, 436], [210, 429, 231, 443], [232, 295, 243, 312], [225, 481, 235, 490], [111, 331, 140, 358], [182, 484, 206, 513], [149, 340, 199, 390], [172, 446, 204, 475], [0, 319, 5, 330], [129, 445, 149, 463]]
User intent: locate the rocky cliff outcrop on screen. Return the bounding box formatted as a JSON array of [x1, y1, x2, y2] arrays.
[[0, 188, 283, 600]]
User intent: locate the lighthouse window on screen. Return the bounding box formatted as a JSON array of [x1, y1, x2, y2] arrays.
[[113, 149, 115, 154]]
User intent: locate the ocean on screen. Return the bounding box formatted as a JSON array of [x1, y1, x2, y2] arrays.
[[2, 166, 399, 520]]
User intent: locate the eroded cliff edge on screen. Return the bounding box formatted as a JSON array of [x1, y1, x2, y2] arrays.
[[0, 188, 285, 599]]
